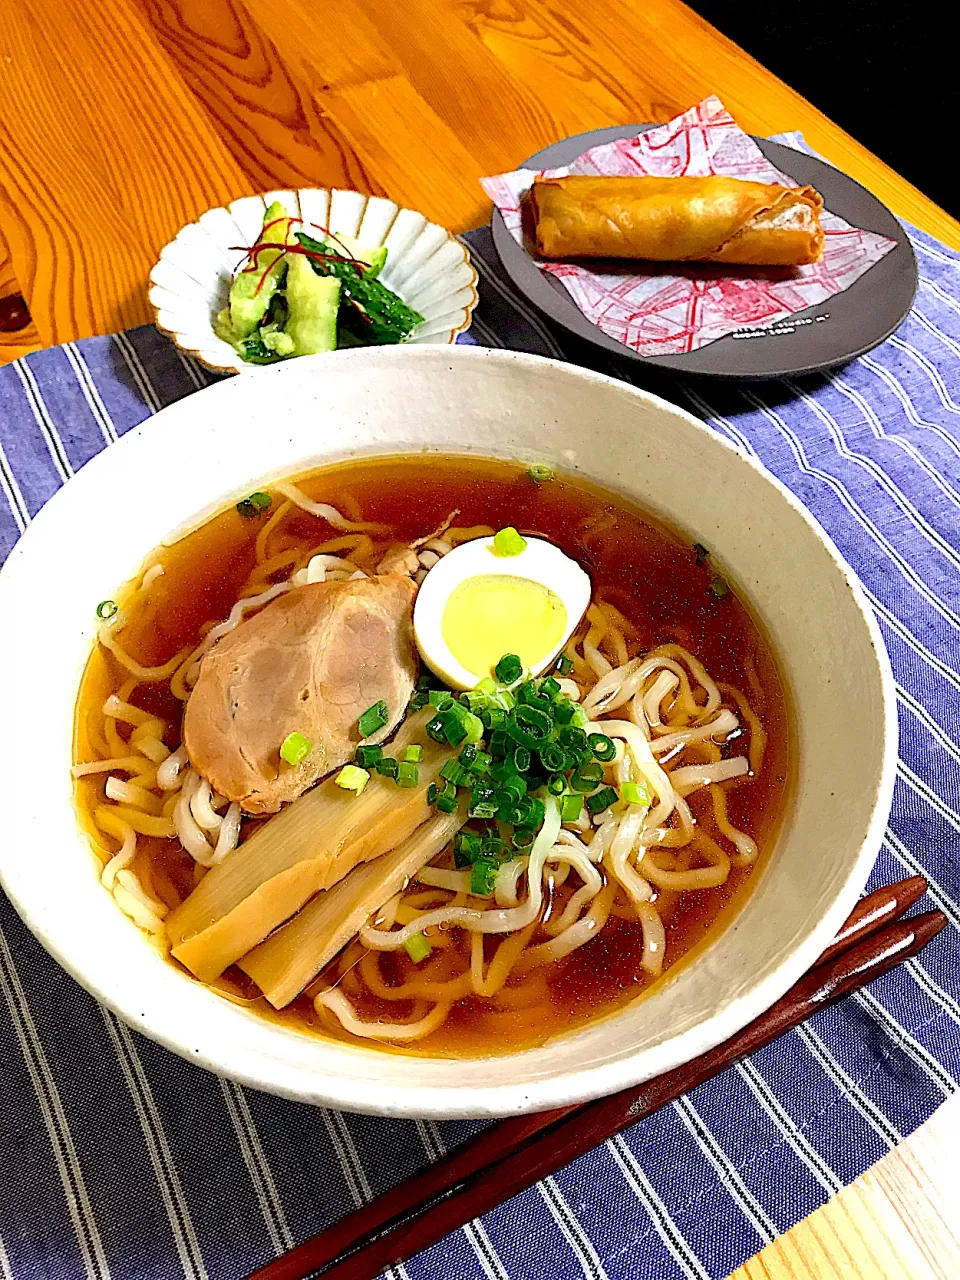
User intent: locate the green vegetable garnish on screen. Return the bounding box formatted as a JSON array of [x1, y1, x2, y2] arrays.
[[588, 733, 616, 763], [397, 761, 419, 789], [96, 599, 118, 621], [280, 732, 312, 766], [470, 857, 500, 897], [236, 491, 272, 518], [358, 699, 389, 738], [586, 785, 618, 815], [355, 744, 383, 768], [335, 764, 369, 794], [555, 654, 574, 676], [494, 653, 523, 684], [296, 231, 424, 345], [709, 578, 730, 598], [403, 745, 422, 763], [560, 793, 584, 822], [404, 933, 432, 963], [527, 464, 554, 484], [492, 527, 527, 557], [375, 756, 399, 779], [620, 780, 650, 807]]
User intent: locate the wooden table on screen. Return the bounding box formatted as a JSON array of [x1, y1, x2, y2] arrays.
[[1, 2, 959, 1275]]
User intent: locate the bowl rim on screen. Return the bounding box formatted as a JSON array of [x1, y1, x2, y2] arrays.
[[0, 346, 897, 1116], [147, 187, 480, 375]]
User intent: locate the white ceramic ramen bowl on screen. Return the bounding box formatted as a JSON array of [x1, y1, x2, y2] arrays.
[[148, 187, 479, 374], [0, 346, 896, 1119]]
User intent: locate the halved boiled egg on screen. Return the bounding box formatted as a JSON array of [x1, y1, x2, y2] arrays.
[[413, 530, 591, 690]]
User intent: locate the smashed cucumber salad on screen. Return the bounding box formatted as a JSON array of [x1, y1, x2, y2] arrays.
[[215, 202, 424, 364]]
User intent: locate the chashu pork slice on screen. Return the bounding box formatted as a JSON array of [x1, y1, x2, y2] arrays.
[[184, 574, 418, 814]]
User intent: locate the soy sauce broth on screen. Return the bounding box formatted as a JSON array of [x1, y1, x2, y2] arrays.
[[74, 455, 792, 1056]]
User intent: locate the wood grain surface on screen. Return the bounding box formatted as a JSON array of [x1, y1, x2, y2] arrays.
[[0, 2, 958, 1276]]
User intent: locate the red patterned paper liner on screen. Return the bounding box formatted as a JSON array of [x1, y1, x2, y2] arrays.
[[481, 96, 897, 356]]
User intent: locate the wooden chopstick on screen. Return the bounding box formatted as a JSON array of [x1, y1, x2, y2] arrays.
[[246, 876, 939, 1280]]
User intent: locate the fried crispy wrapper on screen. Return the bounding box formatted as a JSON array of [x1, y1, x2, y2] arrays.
[[526, 175, 825, 266]]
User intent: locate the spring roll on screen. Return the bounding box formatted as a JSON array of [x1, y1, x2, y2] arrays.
[[526, 175, 824, 266]]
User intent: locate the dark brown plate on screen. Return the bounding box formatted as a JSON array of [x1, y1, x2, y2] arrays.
[[489, 125, 918, 379]]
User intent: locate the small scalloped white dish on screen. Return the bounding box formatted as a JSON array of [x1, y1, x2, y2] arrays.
[[148, 188, 479, 374]]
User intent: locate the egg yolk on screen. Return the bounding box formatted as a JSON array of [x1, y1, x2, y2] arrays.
[[441, 575, 568, 679]]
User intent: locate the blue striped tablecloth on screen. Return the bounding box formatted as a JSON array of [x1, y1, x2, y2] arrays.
[[1, 135, 958, 1280]]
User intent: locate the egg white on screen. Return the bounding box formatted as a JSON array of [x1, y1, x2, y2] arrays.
[[413, 536, 592, 689]]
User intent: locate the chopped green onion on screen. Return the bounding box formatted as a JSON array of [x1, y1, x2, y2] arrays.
[[481, 836, 506, 861], [527, 464, 554, 484], [466, 749, 491, 775], [236, 490, 272, 518], [509, 743, 532, 772], [507, 705, 552, 747], [417, 674, 434, 691], [693, 541, 710, 565], [408, 691, 428, 711], [489, 729, 509, 758], [519, 796, 545, 829], [440, 759, 468, 786], [558, 725, 587, 751], [280, 732, 312, 766], [511, 827, 536, 849], [538, 742, 568, 773], [427, 782, 439, 804], [468, 783, 499, 819], [470, 857, 499, 896], [436, 784, 458, 813], [404, 744, 422, 763], [539, 676, 561, 700], [428, 689, 454, 709], [375, 756, 399, 779], [492, 527, 527, 557], [560, 793, 584, 822], [620, 780, 651, 807], [586, 785, 618, 815], [547, 774, 566, 796], [355, 744, 383, 768], [709, 577, 730, 598], [498, 772, 526, 800], [404, 933, 432, 963], [555, 654, 574, 676], [553, 698, 577, 725], [454, 831, 483, 867], [494, 653, 523, 684], [95, 599, 119, 621], [335, 764, 369, 794], [588, 733, 616, 763], [497, 800, 524, 826], [461, 710, 484, 744], [358, 699, 389, 738], [426, 715, 447, 743], [397, 761, 419, 788], [439, 708, 467, 746]]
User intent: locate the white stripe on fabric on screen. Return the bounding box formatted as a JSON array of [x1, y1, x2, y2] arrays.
[[831, 368, 960, 510], [415, 1121, 509, 1280], [735, 1060, 841, 1195], [852, 990, 956, 1095], [672, 1097, 776, 1243], [858, 350, 960, 467], [920, 276, 960, 320], [101, 1012, 207, 1280], [913, 306, 960, 365], [911, 237, 960, 270], [537, 1176, 609, 1280], [606, 1135, 708, 1280], [868, 585, 960, 693], [63, 344, 119, 444], [888, 333, 960, 419], [883, 831, 960, 931], [111, 333, 162, 415], [173, 349, 206, 392], [219, 1079, 294, 1254], [904, 956, 960, 1023], [796, 1023, 900, 1148], [0, 1232, 14, 1280], [898, 760, 960, 835], [0, 437, 28, 531], [14, 361, 73, 480], [0, 929, 110, 1280], [793, 373, 960, 567], [896, 684, 960, 767], [744, 386, 960, 635]]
